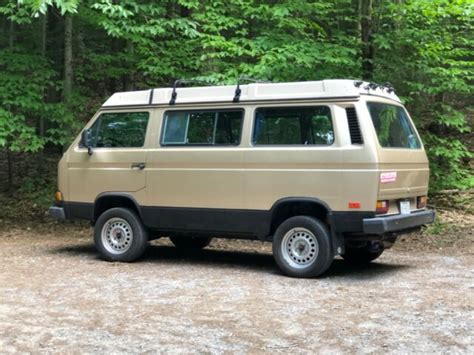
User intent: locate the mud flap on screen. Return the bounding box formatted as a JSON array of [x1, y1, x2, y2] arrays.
[[328, 213, 345, 256]]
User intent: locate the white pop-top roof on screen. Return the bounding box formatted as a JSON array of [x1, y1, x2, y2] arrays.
[[102, 79, 401, 107]]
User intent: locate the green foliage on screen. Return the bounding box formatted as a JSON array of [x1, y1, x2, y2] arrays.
[[0, 48, 77, 152], [372, 0, 473, 190], [0, 169, 59, 220], [423, 218, 447, 236], [0, 0, 472, 192], [190, 0, 360, 83], [0, 49, 51, 152], [21, 0, 80, 16], [425, 134, 473, 190]]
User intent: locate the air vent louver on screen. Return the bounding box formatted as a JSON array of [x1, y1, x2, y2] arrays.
[[345, 107, 363, 144]]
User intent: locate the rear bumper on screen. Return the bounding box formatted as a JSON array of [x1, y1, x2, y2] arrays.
[[49, 206, 66, 220], [363, 210, 435, 234]]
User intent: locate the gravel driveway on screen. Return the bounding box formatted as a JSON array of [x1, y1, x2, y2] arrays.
[[1, 225, 473, 354]]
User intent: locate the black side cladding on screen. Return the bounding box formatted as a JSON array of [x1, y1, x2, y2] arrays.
[[345, 107, 363, 144]]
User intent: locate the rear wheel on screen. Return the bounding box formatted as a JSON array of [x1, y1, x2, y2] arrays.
[[342, 244, 384, 264], [94, 207, 148, 262], [272, 216, 333, 278], [170, 235, 212, 250]]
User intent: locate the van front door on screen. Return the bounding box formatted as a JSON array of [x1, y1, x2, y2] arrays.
[[67, 110, 151, 205]]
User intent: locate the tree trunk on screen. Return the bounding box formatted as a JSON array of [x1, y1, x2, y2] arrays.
[[6, 21, 15, 191], [9, 19, 14, 48], [360, 0, 374, 80], [123, 40, 135, 91], [6, 150, 13, 192], [109, 38, 118, 93], [41, 13, 47, 55], [1, 15, 5, 36], [63, 14, 73, 103], [356, 0, 362, 33], [40, 12, 48, 137]]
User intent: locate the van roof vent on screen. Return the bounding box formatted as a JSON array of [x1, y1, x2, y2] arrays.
[[346, 107, 363, 144]]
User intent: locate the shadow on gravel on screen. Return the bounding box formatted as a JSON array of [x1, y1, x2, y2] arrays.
[[52, 244, 97, 256], [52, 243, 410, 279], [145, 245, 276, 273], [326, 259, 411, 279]]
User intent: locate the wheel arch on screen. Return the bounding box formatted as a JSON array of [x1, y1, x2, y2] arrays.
[[93, 192, 143, 223], [269, 197, 333, 235]]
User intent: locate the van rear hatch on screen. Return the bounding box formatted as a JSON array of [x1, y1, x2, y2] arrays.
[[367, 102, 430, 214]]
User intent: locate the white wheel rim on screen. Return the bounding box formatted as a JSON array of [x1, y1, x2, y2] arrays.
[[281, 228, 319, 269], [101, 217, 133, 255]]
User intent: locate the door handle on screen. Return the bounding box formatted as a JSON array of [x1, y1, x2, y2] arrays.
[[131, 162, 146, 170]]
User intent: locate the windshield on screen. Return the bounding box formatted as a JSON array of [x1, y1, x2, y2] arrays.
[[367, 102, 421, 149]]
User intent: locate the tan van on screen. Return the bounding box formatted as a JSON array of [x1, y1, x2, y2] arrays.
[[49, 79, 435, 277]]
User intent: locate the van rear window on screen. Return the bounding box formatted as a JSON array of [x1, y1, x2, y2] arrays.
[[161, 110, 243, 146], [253, 106, 333, 145], [367, 103, 421, 149]]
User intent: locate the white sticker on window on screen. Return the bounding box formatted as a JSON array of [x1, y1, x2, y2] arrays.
[[380, 172, 397, 183]]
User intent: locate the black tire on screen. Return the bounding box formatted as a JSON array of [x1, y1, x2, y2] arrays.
[[342, 246, 384, 264], [94, 207, 148, 262], [170, 235, 212, 250], [272, 216, 333, 278]]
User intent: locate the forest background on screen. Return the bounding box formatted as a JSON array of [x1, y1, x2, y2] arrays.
[[0, 0, 472, 220]]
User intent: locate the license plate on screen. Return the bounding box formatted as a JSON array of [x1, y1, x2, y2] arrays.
[[400, 201, 411, 215]]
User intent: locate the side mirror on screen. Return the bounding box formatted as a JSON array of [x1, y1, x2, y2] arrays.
[[81, 129, 93, 156]]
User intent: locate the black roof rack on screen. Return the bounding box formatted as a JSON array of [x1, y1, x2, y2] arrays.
[[354, 80, 395, 93], [233, 76, 270, 103], [169, 79, 213, 105]]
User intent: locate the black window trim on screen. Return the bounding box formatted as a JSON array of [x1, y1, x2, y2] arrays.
[[78, 110, 151, 149], [160, 108, 245, 147], [250, 105, 335, 147], [345, 105, 364, 145]]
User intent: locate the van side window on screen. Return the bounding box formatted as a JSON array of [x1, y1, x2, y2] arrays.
[[87, 112, 149, 148], [253, 106, 334, 145], [161, 110, 243, 146]]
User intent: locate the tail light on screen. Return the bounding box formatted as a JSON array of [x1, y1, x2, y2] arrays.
[[417, 196, 427, 209], [376, 200, 389, 214]]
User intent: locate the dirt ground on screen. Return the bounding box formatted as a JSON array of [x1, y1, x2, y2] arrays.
[[1, 216, 473, 354]]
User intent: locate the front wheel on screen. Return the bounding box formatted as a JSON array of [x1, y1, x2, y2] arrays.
[[94, 207, 148, 262], [272, 216, 333, 278]]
